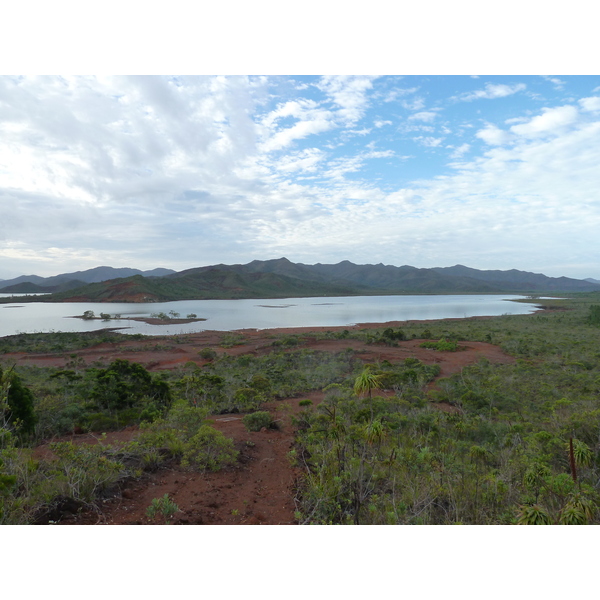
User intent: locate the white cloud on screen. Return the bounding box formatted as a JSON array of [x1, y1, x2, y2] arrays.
[[383, 87, 419, 102], [413, 136, 444, 147], [408, 111, 438, 122], [457, 82, 526, 102], [509, 105, 579, 137], [401, 97, 425, 111], [449, 143, 470, 158], [260, 116, 333, 152], [317, 75, 376, 124], [275, 148, 325, 173], [364, 150, 395, 159], [543, 76, 566, 90], [374, 119, 392, 128], [579, 96, 600, 112], [475, 124, 513, 145]]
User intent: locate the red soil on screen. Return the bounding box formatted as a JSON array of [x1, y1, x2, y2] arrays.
[[10, 321, 516, 525]]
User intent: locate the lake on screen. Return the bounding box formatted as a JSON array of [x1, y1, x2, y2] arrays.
[[0, 294, 540, 338]]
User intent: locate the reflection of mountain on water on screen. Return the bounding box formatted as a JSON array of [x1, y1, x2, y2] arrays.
[[0, 294, 539, 338]]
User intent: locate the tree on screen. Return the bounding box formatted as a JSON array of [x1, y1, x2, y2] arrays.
[[90, 359, 171, 411], [0, 366, 36, 438]]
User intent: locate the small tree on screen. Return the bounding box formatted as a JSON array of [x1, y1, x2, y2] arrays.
[[354, 367, 383, 422], [0, 366, 36, 439]]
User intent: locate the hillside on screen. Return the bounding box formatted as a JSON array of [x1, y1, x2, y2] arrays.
[[0, 266, 176, 294], [45, 269, 365, 302], [432, 264, 599, 293], [3, 258, 599, 303]]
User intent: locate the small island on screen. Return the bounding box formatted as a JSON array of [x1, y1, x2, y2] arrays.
[[71, 309, 207, 326]]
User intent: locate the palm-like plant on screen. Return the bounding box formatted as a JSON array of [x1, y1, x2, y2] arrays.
[[516, 504, 552, 525], [354, 367, 383, 422]]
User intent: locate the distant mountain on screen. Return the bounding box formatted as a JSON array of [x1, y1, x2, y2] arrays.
[[432, 265, 599, 293], [585, 277, 600, 285], [3, 258, 599, 303], [0, 266, 176, 294], [48, 269, 363, 302]]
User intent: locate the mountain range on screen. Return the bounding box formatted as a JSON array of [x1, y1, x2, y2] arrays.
[[0, 266, 175, 294], [1, 259, 599, 302]]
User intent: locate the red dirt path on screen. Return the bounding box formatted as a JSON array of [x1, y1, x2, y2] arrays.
[[11, 321, 516, 525]]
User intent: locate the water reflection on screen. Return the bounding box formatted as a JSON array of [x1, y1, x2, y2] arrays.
[[0, 294, 539, 338]]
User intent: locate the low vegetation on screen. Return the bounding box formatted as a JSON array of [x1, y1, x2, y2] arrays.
[[2, 293, 600, 524]]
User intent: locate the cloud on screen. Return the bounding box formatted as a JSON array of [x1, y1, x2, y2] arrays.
[[543, 76, 566, 90], [449, 143, 470, 158], [509, 105, 579, 137], [408, 111, 438, 122], [579, 96, 600, 112], [456, 82, 526, 102], [383, 87, 419, 102], [2, 76, 600, 280], [413, 136, 444, 147], [475, 124, 513, 145], [274, 148, 325, 173], [317, 75, 376, 124]]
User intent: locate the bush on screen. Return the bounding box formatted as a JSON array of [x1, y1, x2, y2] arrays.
[[181, 425, 238, 471], [233, 387, 261, 411], [0, 366, 36, 438], [242, 411, 274, 432], [48, 442, 126, 502], [589, 305, 600, 325], [419, 338, 459, 352], [272, 335, 299, 348], [146, 493, 179, 524], [198, 348, 217, 360], [382, 328, 406, 342]]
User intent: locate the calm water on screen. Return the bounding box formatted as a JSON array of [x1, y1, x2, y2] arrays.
[[0, 294, 539, 338]]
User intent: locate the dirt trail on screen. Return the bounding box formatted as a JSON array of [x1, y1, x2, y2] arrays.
[[10, 322, 516, 525]]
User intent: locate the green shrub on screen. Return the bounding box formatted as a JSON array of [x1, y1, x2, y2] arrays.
[[219, 333, 245, 348], [589, 305, 600, 325], [419, 338, 458, 352], [233, 387, 261, 411], [199, 348, 217, 360], [272, 335, 299, 348], [146, 493, 179, 524], [242, 411, 274, 432], [181, 425, 238, 471], [1, 366, 36, 438], [48, 441, 126, 502]]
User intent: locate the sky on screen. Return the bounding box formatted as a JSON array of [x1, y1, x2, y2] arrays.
[[2, 74, 600, 281], [1, 5, 599, 282]]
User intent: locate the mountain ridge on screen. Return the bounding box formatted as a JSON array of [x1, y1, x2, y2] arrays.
[[0, 266, 176, 294], [2, 258, 598, 303]]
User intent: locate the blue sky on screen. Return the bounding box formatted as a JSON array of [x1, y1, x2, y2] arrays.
[[1, 5, 599, 282]]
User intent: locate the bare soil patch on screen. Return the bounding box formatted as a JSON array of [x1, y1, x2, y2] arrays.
[[9, 321, 516, 525]]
